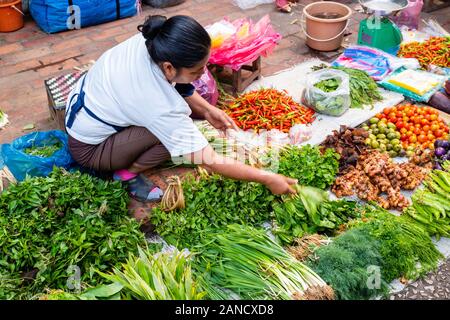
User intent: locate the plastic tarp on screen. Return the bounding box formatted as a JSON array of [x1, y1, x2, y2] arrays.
[[29, 0, 137, 33]]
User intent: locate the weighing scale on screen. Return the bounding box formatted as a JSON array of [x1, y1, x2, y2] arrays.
[[357, 0, 409, 55]]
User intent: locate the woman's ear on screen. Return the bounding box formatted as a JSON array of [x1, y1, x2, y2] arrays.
[[161, 62, 177, 82]]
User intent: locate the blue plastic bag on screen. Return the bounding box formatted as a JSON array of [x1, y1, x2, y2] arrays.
[[1, 130, 74, 181], [30, 0, 138, 33]]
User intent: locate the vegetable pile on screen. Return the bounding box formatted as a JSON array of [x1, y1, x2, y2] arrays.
[[433, 139, 450, 170], [0, 168, 147, 300], [277, 145, 340, 190], [398, 37, 450, 69], [24, 142, 63, 157], [376, 104, 449, 151], [224, 88, 315, 133], [332, 66, 382, 109], [321, 125, 369, 171], [306, 205, 442, 300], [332, 149, 428, 210], [194, 224, 334, 300], [362, 117, 404, 158], [99, 248, 206, 300], [405, 161, 450, 238], [272, 185, 360, 245], [151, 170, 274, 249]]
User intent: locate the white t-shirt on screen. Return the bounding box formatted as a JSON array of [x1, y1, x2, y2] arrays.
[[65, 33, 208, 158]]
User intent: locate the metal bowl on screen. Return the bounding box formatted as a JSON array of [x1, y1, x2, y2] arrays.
[[359, 0, 409, 16]]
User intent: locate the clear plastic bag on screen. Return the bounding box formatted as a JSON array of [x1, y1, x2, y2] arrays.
[[0, 130, 74, 181], [379, 67, 447, 102], [304, 69, 351, 117], [193, 68, 219, 106], [233, 0, 274, 10], [207, 15, 281, 70], [391, 0, 423, 30]]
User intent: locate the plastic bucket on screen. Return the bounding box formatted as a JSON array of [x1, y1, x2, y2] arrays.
[[0, 0, 24, 33], [302, 1, 352, 51]]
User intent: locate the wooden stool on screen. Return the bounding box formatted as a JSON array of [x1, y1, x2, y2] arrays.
[[44, 71, 86, 130], [210, 56, 262, 96]]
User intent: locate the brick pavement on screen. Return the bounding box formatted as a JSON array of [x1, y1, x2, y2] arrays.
[[0, 0, 449, 221]]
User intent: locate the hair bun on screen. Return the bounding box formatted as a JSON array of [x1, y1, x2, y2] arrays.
[[138, 15, 167, 41]]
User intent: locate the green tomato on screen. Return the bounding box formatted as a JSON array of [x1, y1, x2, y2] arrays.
[[387, 122, 396, 129], [387, 133, 397, 140], [362, 125, 370, 131], [369, 134, 377, 140], [388, 150, 398, 158], [386, 144, 393, 151], [379, 144, 387, 152], [378, 127, 386, 134], [365, 138, 372, 145], [394, 145, 402, 152], [391, 138, 400, 145], [377, 134, 386, 139], [395, 132, 401, 139], [378, 122, 387, 129], [371, 140, 380, 148], [369, 118, 379, 124], [370, 124, 378, 130], [372, 128, 380, 135]]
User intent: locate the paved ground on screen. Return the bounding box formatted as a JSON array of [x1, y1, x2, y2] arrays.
[[390, 258, 450, 300]]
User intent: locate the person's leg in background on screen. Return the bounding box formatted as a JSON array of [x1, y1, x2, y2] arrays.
[[69, 126, 171, 202]]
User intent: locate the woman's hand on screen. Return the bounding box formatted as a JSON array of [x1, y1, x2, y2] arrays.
[[204, 108, 239, 132], [263, 173, 298, 195]]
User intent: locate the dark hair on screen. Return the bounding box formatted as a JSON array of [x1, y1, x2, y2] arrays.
[[137, 15, 211, 69]]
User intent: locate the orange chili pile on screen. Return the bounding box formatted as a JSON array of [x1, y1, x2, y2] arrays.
[[398, 36, 450, 69], [225, 88, 315, 133]]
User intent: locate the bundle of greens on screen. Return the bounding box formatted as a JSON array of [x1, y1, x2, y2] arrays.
[[404, 161, 450, 238], [277, 145, 339, 190], [24, 142, 63, 157], [194, 224, 334, 300], [151, 171, 275, 249], [0, 168, 146, 300], [98, 247, 206, 300], [272, 185, 360, 245], [306, 227, 388, 300], [332, 67, 382, 109], [306, 204, 442, 300], [350, 205, 442, 282]]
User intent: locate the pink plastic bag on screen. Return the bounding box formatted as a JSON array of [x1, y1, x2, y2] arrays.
[[392, 0, 423, 30], [207, 15, 282, 70], [193, 68, 219, 106]]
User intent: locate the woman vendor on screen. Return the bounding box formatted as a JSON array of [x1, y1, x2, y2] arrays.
[[65, 15, 297, 202]]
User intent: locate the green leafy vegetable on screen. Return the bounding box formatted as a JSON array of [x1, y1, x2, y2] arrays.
[[0, 168, 147, 300], [24, 142, 63, 157], [151, 172, 274, 249], [277, 145, 340, 189]]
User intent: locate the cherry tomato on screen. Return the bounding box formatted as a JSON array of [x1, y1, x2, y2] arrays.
[[406, 131, 413, 137], [396, 121, 404, 129], [430, 114, 438, 121], [383, 108, 391, 115], [421, 119, 429, 126], [376, 113, 384, 119], [427, 133, 435, 140], [409, 135, 418, 143], [423, 125, 430, 132], [418, 135, 427, 143], [400, 128, 407, 134], [435, 130, 443, 138], [398, 105, 405, 111], [414, 128, 422, 135], [431, 124, 439, 132]]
